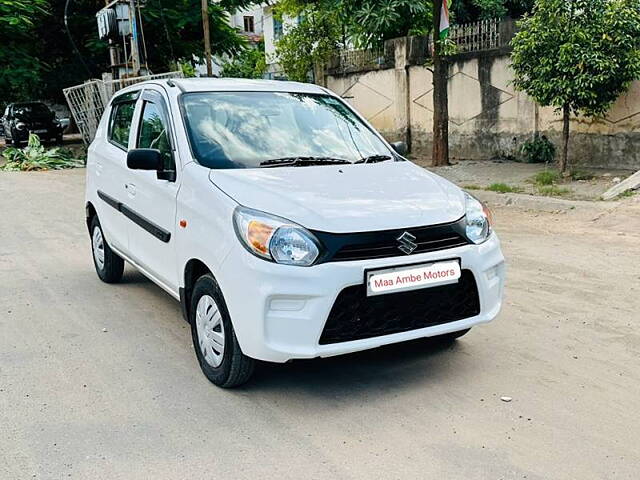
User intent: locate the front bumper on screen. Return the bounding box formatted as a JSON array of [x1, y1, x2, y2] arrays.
[[218, 233, 505, 363], [12, 127, 61, 142]]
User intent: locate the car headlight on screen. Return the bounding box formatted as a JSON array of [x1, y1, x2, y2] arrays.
[[233, 206, 320, 266], [464, 192, 492, 244], [16, 122, 26, 130]]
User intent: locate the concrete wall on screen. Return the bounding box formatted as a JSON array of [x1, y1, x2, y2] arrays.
[[326, 38, 640, 170]]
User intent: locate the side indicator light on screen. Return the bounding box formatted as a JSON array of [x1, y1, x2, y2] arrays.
[[179, 220, 187, 228]]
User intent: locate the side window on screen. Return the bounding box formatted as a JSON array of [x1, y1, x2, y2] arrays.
[[109, 101, 136, 149], [137, 100, 174, 170]]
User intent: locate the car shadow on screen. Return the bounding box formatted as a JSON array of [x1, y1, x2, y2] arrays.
[[116, 267, 475, 396], [244, 336, 470, 396]]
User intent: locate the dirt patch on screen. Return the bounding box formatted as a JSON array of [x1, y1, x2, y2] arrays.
[[412, 157, 636, 201]]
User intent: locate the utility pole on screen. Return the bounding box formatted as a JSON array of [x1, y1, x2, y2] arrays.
[[105, 0, 118, 78], [201, 0, 212, 77], [129, 0, 141, 76]]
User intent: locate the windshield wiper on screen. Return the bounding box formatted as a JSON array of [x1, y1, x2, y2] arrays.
[[259, 156, 351, 167], [355, 154, 393, 164]]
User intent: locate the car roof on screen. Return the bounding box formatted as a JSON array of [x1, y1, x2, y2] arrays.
[[124, 78, 330, 95]]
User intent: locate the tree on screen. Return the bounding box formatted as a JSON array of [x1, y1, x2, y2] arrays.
[[139, 0, 255, 72], [273, 0, 433, 81], [13, 0, 258, 105], [274, 1, 343, 82], [431, 0, 450, 166], [344, 0, 432, 49], [0, 0, 48, 104], [511, 0, 640, 173], [220, 41, 267, 79]]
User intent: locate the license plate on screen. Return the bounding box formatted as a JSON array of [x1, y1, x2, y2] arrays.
[[32, 129, 47, 134], [366, 260, 461, 296]]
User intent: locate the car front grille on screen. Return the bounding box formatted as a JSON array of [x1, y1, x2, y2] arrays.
[[319, 270, 480, 345], [312, 217, 470, 263]]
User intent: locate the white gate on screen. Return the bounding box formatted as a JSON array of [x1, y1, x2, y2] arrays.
[[63, 71, 183, 144]]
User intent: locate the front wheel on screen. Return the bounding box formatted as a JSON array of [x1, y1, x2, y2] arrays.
[[190, 274, 255, 388], [90, 216, 124, 283]]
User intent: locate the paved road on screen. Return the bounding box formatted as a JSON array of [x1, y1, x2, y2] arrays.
[[1, 169, 639, 479]]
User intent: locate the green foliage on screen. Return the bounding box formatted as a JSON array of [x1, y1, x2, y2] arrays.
[[274, 0, 434, 80], [537, 185, 570, 196], [471, 0, 507, 20], [0, 0, 48, 103], [1, 134, 84, 171], [139, 0, 252, 72], [511, 0, 640, 117], [520, 134, 556, 163], [616, 189, 636, 199], [452, 0, 533, 23], [6, 0, 258, 104], [220, 42, 267, 79], [178, 62, 197, 78], [533, 170, 560, 186], [487, 183, 523, 193], [274, 2, 342, 81], [345, 0, 432, 49]]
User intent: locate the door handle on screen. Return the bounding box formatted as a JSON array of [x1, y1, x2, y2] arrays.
[[125, 183, 136, 196]]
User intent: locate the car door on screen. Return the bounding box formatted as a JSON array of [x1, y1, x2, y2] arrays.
[[93, 90, 140, 254], [125, 88, 180, 292]]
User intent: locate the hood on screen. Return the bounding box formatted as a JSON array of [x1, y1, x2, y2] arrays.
[[209, 161, 465, 233]]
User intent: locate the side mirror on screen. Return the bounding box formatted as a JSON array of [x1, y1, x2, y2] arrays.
[[127, 148, 162, 171], [391, 141, 408, 156]]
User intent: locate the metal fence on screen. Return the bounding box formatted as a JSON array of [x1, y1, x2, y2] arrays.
[[449, 18, 507, 53], [331, 48, 391, 74], [63, 71, 183, 145]]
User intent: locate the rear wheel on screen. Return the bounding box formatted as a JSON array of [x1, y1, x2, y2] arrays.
[[190, 274, 255, 388], [90, 216, 124, 283]]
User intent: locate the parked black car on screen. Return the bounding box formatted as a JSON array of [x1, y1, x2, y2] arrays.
[[1, 102, 64, 146]]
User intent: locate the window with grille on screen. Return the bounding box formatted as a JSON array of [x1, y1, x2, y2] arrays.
[[243, 16, 255, 33]]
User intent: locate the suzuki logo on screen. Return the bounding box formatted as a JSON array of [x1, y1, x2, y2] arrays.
[[397, 231, 418, 255]]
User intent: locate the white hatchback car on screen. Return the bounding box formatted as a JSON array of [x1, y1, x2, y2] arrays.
[[85, 78, 505, 387]]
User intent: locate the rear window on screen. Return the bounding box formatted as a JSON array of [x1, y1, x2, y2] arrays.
[[108, 101, 136, 149]]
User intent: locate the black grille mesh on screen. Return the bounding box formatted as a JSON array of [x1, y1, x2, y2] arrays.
[[319, 270, 480, 344]]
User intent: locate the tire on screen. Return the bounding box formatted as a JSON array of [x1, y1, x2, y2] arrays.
[[90, 216, 124, 284], [190, 274, 255, 388], [435, 328, 471, 343]]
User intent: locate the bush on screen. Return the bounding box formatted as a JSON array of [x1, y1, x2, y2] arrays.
[[520, 134, 556, 164], [533, 170, 560, 186], [1, 134, 83, 171]]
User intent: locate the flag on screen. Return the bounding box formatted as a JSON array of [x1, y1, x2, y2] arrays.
[[439, 0, 451, 40]]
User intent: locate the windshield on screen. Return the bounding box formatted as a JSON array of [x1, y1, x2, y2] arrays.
[[14, 103, 50, 116], [181, 92, 393, 169]]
